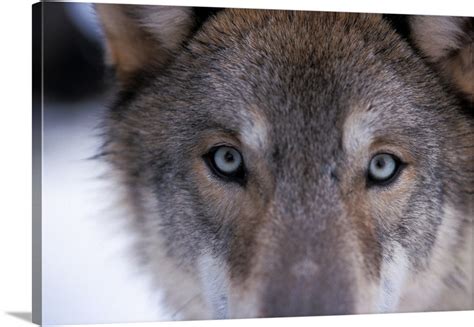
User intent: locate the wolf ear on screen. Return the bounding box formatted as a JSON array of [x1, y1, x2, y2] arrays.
[[95, 4, 196, 85], [409, 16, 473, 102]]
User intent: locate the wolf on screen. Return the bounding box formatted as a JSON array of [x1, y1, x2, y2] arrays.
[[95, 5, 473, 319]]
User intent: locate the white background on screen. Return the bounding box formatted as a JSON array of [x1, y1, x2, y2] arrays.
[[41, 98, 167, 324], [0, 0, 473, 326]]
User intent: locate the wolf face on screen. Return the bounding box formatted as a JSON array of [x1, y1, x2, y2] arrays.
[[96, 6, 473, 319]]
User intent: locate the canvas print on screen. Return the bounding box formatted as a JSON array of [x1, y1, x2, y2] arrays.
[[33, 1, 473, 325]]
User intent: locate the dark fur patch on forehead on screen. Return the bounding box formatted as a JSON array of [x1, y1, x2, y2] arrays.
[[191, 7, 223, 33], [383, 14, 410, 40]]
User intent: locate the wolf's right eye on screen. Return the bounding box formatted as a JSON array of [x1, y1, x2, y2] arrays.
[[367, 153, 403, 186], [204, 146, 246, 185]]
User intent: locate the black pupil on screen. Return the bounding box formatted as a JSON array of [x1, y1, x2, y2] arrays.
[[224, 150, 235, 163], [375, 157, 386, 169]]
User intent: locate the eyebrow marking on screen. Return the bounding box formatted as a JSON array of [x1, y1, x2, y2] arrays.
[[240, 108, 269, 150], [343, 104, 379, 154]]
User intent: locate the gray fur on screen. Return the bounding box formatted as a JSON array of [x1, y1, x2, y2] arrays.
[[97, 7, 473, 319]]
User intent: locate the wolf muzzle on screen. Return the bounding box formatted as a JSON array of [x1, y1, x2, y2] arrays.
[[227, 200, 362, 318]]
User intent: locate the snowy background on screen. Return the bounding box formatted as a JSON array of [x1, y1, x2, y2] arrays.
[[39, 3, 168, 324]]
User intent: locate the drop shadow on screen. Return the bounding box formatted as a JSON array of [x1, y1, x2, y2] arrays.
[[6, 311, 33, 323]]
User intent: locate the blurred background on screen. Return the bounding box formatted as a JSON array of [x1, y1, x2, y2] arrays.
[[35, 2, 168, 324]]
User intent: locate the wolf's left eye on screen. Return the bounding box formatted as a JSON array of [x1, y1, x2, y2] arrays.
[[204, 146, 246, 184], [367, 153, 402, 185]]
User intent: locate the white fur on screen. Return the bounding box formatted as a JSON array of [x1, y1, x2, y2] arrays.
[[398, 205, 473, 311], [197, 253, 230, 318], [135, 6, 194, 52], [410, 16, 470, 61], [376, 244, 409, 312], [241, 110, 269, 150], [343, 106, 378, 154], [138, 187, 213, 320]]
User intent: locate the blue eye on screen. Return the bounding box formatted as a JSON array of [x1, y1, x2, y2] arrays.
[[205, 146, 246, 184], [213, 146, 242, 174], [368, 153, 402, 185]]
